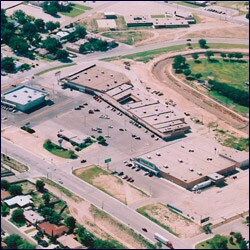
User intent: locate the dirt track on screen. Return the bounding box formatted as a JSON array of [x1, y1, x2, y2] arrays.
[[151, 50, 249, 135]]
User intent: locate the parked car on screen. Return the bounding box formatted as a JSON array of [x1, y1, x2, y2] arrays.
[[89, 110, 94, 114], [142, 228, 148, 232], [81, 159, 87, 163], [123, 175, 128, 180], [118, 171, 124, 176], [127, 177, 132, 181]]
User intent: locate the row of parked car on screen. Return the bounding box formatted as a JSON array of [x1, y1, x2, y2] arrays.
[[205, 8, 226, 14]]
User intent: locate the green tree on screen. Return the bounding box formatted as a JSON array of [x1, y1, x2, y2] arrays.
[[1, 57, 15, 73], [210, 234, 228, 249], [81, 232, 95, 248], [42, 1, 60, 16], [205, 51, 214, 61], [8, 184, 22, 196], [4, 234, 22, 249], [173, 55, 186, 68], [21, 23, 37, 41], [56, 49, 69, 60], [220, 52, 227, 60], [42, 37, 62, 53], [36, 180, 45, 192], [75, 25, 87, 38], [65, 216, 76, 233], [192, 53, 199, 61], [246, 13, 249, 19], [18, 241, 36, 249], [234, 52, 243, 61], [34, 18, 45, 32], [1, 26, 16, 44], [1, 9, 7, 27], [12, 10, 26, 24], [198, 39, 207, 48], [1, 203, 10, 217], [233, 232, 243, 243], [11, 208, 26, 224], [195, 73, 202, 79], [1, 179, 10, 190], [45, 21, 60, 32], [183, 69, 191, 77], [48, 212, 62, 225], [228, 52, 235, 61], [239, 239, 248, 249], [42, 193, 50, 205], [9, 36, 29, 55]]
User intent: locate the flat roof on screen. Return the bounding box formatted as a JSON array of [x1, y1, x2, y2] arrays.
[[138, 138, 236, 183], [2, 86, 48, 106], [63, 65, 130, 92]]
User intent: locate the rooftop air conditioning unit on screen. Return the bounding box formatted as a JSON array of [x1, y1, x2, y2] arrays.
[[197, 172, 202, 176], [178, 159, 183, 163]]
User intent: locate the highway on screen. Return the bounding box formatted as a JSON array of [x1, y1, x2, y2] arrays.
[[1, 137, 187, 249]]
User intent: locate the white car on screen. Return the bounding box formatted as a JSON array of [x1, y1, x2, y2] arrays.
[[144, 172, 149, 176], [108, 125, 113, 128]]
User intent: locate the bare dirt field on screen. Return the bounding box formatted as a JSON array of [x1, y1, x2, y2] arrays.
[[74, 165, 149, 205], [41, 179, 153, 249], [138, 203, 203, 238]]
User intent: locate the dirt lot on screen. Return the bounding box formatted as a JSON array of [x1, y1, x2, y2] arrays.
[[42, 179, 153, 249], [74, 166, 149, 205], [138, 203, 202, 238]]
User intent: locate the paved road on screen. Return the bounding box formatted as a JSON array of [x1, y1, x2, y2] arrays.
[[2, 37, 248, 87], [1, 137, 187, 249], [1, 217, 41, 249]]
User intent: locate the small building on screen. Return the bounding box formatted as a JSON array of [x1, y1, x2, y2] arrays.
[[4, 195, 33, 208], [57, 234, 82, 249], [24, 210, 45, 225], [37, 222, 69, 238], [51, 31, 70, 42], [1, 190, 11, 200], [1, 85, 49, 112], [14, 61, 23, 71], [104, 12, 117, 19]]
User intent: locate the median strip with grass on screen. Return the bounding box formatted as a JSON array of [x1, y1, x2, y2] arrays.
[[1, 154, 28, 172], [101, 43, 248, 63], [41, 177, 82, 202], [35, 63, 76, 76]]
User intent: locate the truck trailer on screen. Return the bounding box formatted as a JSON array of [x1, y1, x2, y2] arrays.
[[154, 233, 174, 249]]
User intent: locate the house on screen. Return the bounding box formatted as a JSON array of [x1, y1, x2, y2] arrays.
[[51, 31, 70, 42], [1, 190, 11, 200], [37, 222, 69, 238], [57, 234, 82, 249], [24, 210, 45, 225], [4, 195, 33, 208]]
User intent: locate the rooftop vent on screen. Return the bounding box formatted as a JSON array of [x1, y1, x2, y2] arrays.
[[88, 78, 91, 81], [101, 71, 104, 74], [197, 172, 202, 176], [13, 95, 17, 98], [96, 75, 98, 78], [178, 159, 183, 163], [24, 90, 28, 93], [110, 74, 113, 77]]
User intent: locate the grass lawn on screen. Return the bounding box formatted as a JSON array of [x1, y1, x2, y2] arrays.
[[151, 14, 166, 18], [136, 206, 178, 236], [196, 236, 240, 249], [16, 181, 36, 195], [76, 139, 96, 151], [43, 140, 77, 159], [73, 166, 109, 185], [223, 135, 249, 152], [174, 1, 201, 8], [59, 3, 92, 17], [101, 43, 248, 63], [208, 91, 249, 117], [41, 177, 82, 202], [216, 1, 248, 15], [10, 218, 26, 228], [188, 58, 249, 90], [24, 228, 36, 234], [35, 63, 76, 76], [102, 31, 151, 45]]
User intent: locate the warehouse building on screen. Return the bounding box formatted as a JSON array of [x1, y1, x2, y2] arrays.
[[60, 64, 190, 140], [135, 137, 248, 190], [1, 85, 49, 112]]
